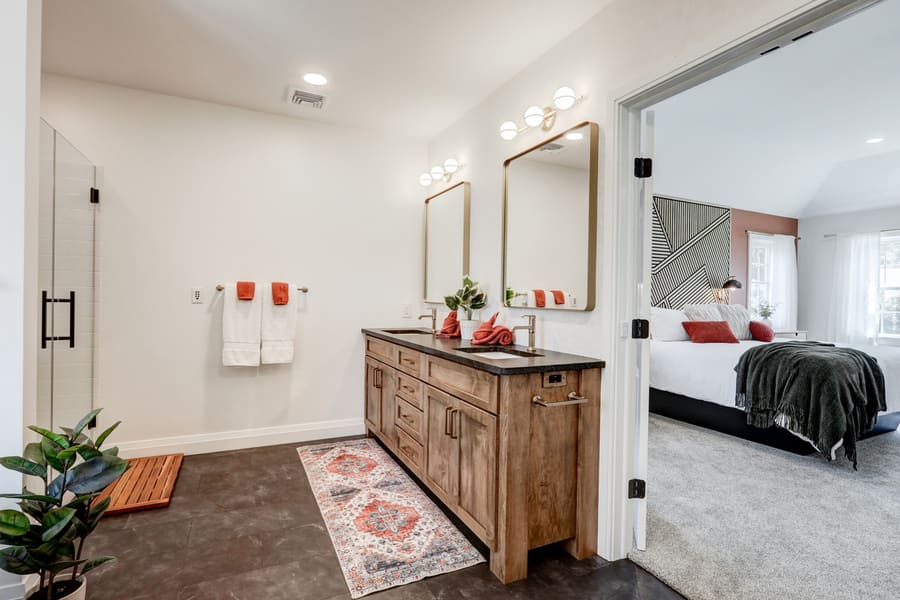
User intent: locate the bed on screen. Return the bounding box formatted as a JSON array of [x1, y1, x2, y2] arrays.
[[650, 339, 900, 456]]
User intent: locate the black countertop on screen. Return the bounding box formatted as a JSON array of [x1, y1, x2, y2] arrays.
[[362, 327, 606, 376]]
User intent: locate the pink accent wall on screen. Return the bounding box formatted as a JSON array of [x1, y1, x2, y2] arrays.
[[730, 208, 798, 307]]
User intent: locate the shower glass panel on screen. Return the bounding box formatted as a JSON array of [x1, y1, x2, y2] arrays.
[[38, 120, 97, 430]]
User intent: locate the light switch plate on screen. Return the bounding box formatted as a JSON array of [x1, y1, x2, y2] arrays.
[[191, 287, 203, 304]]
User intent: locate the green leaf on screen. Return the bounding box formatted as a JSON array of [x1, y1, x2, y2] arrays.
[[81, 556, 116, 576], [40, 436, 66, 472], [66, 455, 128, 495], [56, 444, 87, 462], [444, 295, 460, 311], [71, 408, 103, 440], [0, 492, 59, 505], [102, 446, 120, 457], [42, 507, 76, 542], [23, 442, 46, 468], [19, 499, 49, 522], [28, 426, 70, 449], [46, 558, 86, 575], [77, 446, 103, 461], [94, 420, 121, 449], [0, 456, 47, 479], [0, 510, 30, 537], [0, 546, 41, 575]]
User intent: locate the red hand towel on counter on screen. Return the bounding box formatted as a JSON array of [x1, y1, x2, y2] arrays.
[[237, 281, 255, 301], [472, 313, 514, 346], [471, 313, 499, 344], [271, 282, 290, 305], [551, 290, 565, 305], [533, 289, 546, 308], [436, 312, 461, 338]]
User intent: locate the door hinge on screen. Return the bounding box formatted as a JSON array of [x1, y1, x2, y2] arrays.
[[631, 318, 650, 339], [90, 187, 100, 204], [634, 157, 652, 178], [628, 479, 646, 499]]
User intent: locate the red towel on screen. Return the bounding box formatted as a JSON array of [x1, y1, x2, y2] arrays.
[[551, 290, 565, 305], [471, 313, 514, 346], [272, 282, 289, 305], [436, 312, 461, 338], [533, 289, 546, 308], [237, 281, 255, 301]]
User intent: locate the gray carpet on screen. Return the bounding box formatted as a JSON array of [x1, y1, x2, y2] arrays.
[[629, 415, 900, 600]]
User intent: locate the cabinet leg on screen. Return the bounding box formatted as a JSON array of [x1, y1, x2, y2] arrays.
[[489, 546, 529, 584]]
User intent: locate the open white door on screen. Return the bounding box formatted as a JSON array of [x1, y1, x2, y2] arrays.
[[631, 110, 654, 550]]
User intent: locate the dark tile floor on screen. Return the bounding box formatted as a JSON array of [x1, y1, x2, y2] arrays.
[[84, 440, 682, 600]]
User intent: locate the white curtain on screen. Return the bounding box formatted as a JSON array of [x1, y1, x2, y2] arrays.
[[827, 232, 880, 344], [770, 234, 798, 331]]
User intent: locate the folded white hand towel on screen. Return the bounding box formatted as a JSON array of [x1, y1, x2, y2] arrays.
[[526, 291, 536, 308], [222, 283, 262, 367], [261, 283, 298, 365]]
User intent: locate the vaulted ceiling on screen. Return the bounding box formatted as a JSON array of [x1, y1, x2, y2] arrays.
[[41, 0, 612, 139], [650, 0, 900, 218]]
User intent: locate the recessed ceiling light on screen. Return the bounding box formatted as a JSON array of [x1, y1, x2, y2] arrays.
[[565, 132, 584, 141], [866, 137, 885, 144], [303, 73, 328, 86]]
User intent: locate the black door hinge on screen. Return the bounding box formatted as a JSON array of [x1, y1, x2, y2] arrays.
[[634, 157, 652, 178], [631, 319, 650, 339], [90, 187, 100, 204], [628, 479, 646, 499]]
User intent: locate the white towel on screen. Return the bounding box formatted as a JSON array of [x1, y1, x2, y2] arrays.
[[261, 283, 298, 365], [526, 291, 536, 308], [222, 283, 262, 367]]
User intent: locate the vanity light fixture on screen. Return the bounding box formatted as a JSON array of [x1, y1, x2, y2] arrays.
[[302, 72, 328, 86], [419, 157, 464, 187], [499, 85, 582, 140], [866, 137, 885, 144]]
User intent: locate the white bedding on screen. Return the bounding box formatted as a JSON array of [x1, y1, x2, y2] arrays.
[[650, 340, 900, 414]]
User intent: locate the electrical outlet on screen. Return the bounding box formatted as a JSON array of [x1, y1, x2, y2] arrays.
[[401, 304, 411, 318], [191, 286, 203, 304]]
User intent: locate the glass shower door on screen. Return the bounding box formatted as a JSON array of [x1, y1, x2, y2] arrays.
[[38, 121, 97, 431]]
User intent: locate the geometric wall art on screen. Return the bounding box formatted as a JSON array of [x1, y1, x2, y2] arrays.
[[651, 196, 731, 309]]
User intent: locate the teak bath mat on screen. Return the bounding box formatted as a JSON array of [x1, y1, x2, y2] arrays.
[[298, 439, 484, 598], [96, 453, 183, 515]]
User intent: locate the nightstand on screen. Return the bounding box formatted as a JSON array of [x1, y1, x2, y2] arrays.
[[774, 330, 808, 341]]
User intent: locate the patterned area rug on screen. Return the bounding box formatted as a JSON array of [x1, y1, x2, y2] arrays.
[[297, 438, 484, 598]]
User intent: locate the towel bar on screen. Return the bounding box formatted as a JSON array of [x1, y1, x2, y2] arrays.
[[215, 284, 309, 293]]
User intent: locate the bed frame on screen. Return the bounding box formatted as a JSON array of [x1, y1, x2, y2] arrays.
[[650, 388, 900, 456]]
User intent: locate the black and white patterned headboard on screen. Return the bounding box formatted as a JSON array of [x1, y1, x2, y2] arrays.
[[651, 196, 731, 309]]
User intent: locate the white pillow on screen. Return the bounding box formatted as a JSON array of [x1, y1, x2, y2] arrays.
[[650, 307, 690, 341], [717, 304, 752, 340], [683, 304, 722, 322]]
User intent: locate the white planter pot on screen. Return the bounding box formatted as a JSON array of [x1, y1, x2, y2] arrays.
[[459, 320, 479, 341], [760, 318, 774, 329], [29, 578, 86, 600]]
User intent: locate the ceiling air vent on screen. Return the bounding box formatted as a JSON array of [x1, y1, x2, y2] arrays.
[[539, 142, 565, 154], [288, 88, 326, 109]]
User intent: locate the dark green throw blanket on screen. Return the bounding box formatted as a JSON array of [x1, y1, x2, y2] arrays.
[[734, 341, 886, 468]]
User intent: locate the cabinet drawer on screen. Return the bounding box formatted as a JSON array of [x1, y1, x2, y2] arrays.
[[396, 372, 424, 409], [365, 336, 396, 365], [396, 428, 424, 473], [396, 346, 423, 377], [396, 398, 424, 443], [425, 355, 498, 414]]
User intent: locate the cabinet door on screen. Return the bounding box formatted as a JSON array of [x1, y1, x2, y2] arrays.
[[379, 372, 397, 448], [364, 358, 383, 432], [456, 400, 497, 544], [425, 386, 458, 503]]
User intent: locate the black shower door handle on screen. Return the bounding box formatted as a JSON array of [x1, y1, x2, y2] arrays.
[[41, 290, 75, 349]]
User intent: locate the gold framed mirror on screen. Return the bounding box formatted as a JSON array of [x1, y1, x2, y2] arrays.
[[502, 121, 598, 311], [424, 181, 471, 303]]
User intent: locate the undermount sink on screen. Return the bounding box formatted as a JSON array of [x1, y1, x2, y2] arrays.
[[380, 328, 434, 335], [457, 346, 543, 358]]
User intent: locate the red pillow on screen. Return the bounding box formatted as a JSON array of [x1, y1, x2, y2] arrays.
[[682, 321, 739, 343], [749, 320, 775, 342]]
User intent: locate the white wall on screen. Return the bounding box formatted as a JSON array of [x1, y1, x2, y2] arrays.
[[425, 0, 828, 559], [1, 1, 40, 599], [799, 205, 900, 340], [41, 75, 426, 456]]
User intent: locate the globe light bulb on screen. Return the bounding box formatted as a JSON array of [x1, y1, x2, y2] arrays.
[[419, 173, 433, 187], [499, 121, 519, 141], [524, 105, 545, 127], [443, 158, 459, 173], [553, 86, 577, 110]]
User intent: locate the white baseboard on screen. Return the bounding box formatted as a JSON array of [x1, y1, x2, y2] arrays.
[[116, 418, 366, 458], [0, 578, 25, 600]]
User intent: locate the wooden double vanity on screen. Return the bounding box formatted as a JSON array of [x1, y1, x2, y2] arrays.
[[362, 328, 604, 583]]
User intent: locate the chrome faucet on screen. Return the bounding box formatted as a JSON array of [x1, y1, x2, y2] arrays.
[[418, 307, 437, 334], [512, 314, 537, 352]]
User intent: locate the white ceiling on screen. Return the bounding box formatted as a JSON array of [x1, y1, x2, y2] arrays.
[[649, 0, 900, 219], [41, 0, 611, 140]]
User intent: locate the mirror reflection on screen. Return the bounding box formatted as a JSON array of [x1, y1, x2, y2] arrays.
[[503, 122, 598, 311], [425, 182, 470, 303]]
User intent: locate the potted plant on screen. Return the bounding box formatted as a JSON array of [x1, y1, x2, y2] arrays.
[[754, 301, 776, 328], [444, 276, 488, 341], [0, 409, 129, 600]]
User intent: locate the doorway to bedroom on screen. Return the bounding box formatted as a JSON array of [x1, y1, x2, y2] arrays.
[[620, 1, 900, 598]]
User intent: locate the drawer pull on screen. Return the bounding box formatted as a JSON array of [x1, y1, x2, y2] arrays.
[[450, 408, 459, 439], [445, 405, 453, 435], [532, 392, 589, 407], [374, 368, 383, 389]]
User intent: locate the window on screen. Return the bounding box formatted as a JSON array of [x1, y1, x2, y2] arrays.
[[748, 244, 771, 312], [878, 230, 900, 338], [746, 232, 798, 331]]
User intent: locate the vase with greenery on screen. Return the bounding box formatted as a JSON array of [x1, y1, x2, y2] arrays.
[[754, 301, 776, 327], [0, 409, 129, 600], [444, 276, 488, 340]]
